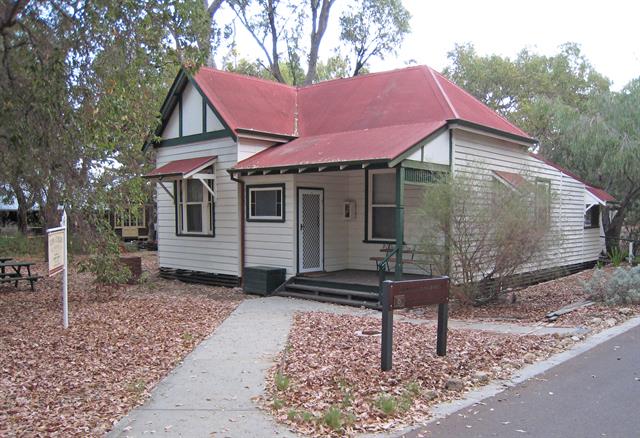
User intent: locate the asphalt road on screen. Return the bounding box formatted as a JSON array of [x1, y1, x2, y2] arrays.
[[403, 324, 640, 438]]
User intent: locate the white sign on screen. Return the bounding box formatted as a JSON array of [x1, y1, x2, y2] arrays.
[[47, 210, 69, 328], [48, 230, 65, 276]]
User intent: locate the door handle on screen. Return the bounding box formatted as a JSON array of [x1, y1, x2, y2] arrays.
[[300, 223, 304, 230]]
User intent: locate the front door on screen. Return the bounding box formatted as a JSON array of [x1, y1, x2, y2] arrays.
[[298, 189, 324, 273]]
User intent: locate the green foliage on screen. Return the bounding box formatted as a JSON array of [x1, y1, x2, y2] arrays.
[[584, 267, 640, 305], [322, 406, 344, 430], [418, 171, 554, 304], [375, 393, 399, 416], [608, 247, 627, 267], [79, 222, 131, 284], [272, 398, 285, 410], [337, 379, 354, 407], [0, 235, 44, 257], [340, 0, 411, 76], [275, 372, 291, 392]]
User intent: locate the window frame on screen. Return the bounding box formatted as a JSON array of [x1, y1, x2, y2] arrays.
[[366, 168, 397, 242], [534, 178, 551, 225], [245, 184, 286, 223], [584, 205, 600, 229], [174, 179, 215, 237]]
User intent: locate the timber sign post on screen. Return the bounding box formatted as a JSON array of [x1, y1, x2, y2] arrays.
[[47, 210, 69, 329], [381, 276, 450, 371]]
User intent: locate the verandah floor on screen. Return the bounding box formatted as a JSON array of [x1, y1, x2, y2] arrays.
[[296, 269, 431, 287]]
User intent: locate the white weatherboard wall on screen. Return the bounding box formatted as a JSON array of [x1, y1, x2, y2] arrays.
[[237, 138, 277, 162], [242, 175, 296, 277], [161, 81, 225, 140], [156, 137, 240, 276], [451, 129, 599, 279], [406, 129, 450, 165]]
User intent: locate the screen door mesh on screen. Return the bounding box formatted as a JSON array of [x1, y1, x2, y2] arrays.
[[301, 193, 321, 270]]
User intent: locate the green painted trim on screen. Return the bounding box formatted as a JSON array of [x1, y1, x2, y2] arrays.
[[448, 119, 537, 145], [158, 129, 232, 147], [401, 160, 450, 172], [388, 125, 449, 167], [394, 166, 405, 280], [448, 128, 453, 171], [202, 97, 207, 133], [364, 168, 369, 242], [178, 95, 183, 138], [235, 128, 297, 141], [245, 183, 286, 223], [230, 160, 388, 176], [189, 77, 236, 139]]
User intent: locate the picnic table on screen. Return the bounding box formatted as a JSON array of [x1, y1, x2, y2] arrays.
[[0, 260, 40, 291]]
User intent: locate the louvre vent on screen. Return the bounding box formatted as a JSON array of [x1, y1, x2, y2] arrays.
[[404, 168, 447, 184]]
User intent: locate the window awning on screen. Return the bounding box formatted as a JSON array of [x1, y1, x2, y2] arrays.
[[143, 156, 217, 181], [493, 170, 529, 191], [143, 156, 217, 201]]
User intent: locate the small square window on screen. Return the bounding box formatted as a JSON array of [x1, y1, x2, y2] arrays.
[[246, 185, 285, 222]]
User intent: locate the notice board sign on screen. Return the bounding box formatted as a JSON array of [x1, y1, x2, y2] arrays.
[[48, 229, 65, 276]]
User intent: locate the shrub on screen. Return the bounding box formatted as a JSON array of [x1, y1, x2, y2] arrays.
[[0, 234, 44, 257], [375, 394, 398, 416], [584, 267, 640, 305], [608, 247, 627, 267], [323, 406, 344, 430], [274, 371, 290, 392]]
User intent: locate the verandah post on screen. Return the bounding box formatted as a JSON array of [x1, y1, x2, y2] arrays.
[[394, 167, 405, 281]]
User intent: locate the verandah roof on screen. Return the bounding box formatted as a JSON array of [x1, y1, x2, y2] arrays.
[[143, 156, 217, 180]]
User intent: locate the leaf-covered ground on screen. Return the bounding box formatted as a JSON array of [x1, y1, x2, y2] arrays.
[[263, 312, 564, 437], [0, 252, 242, 436], [401, 267, 640, 328]]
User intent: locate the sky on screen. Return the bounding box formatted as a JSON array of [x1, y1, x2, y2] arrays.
[[218, 0, 640, 91]]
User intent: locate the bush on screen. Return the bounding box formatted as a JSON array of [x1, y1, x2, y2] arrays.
[[322, 406, 344, 430], [584, 267, 640, 305], [0, 234, 44, 257], [608, 247, 627, 267]]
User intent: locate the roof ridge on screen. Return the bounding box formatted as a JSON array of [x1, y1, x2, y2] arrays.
[[199, 66, 297, 90], [426, 66, 459, 119], [432, 68, 529, 136], [298, 65, 427, 91]]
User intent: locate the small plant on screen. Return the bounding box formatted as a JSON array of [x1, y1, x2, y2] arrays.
[[323, 406, 344, 430], [181, 332, 194, 343], [287, 409, 298, 421], [274, 371, 290, 392], [584, 266, 640, 305], [299, 411, 314, 422], [375, 393, 398, 416], [404, 380, 422, 398], [608, 247, 627, 267], [126, 378, 146, 399], [596, 260, 605, 269], [272, 398, 285, 410], [337, 379, 353, 408]]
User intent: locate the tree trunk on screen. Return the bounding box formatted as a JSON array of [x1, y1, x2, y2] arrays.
[[304, 0, 334, 85], [10, 183, 31, 234], [603, 206, 625, 253]]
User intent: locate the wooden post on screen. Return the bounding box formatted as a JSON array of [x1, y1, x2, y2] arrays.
[[436, 303, 448, 356], [381, 281, 393, 371], [394, 167, 405, 281]]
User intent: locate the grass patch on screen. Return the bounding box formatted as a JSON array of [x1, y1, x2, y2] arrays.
[[376, 382, 423, 416], [322, 406, 344, 430], [375, 394, 399, 416], [274, 371, 290, 392], [0, 234, 44, 257], [272, 398, 285, 410]]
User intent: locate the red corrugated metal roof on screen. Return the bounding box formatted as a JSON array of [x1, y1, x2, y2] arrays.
[[493, 170, 528, 189], [144, 156, 216, 178], [190, 65, 534, 170], [234, 122, 446, 170], [528, 153, 615, 203], [194, 68, 297, 136]]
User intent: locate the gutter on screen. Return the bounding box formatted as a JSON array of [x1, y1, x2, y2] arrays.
[[229, 173, 245, 286]]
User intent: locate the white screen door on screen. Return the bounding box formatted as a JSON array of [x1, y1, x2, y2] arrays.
[[298, 189, 324, 273]]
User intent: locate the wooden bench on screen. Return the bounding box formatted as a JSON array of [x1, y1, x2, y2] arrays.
[[370, 243, 432, 275], [0, 276, 41, 291], [0, 261, 39, 291]]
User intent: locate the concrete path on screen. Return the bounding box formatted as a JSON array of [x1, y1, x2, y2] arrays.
[[108, 297, 372, 438], [108, 295, 585, 438], [400, 317, 640, 438]]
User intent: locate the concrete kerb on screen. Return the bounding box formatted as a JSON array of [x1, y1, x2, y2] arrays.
[[369, 316, 640, 438]]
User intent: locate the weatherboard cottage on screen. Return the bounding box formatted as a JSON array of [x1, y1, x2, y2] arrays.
[[143, 66, 612, 305]]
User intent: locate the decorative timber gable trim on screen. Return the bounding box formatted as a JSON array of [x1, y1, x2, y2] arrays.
[[143, 68, 235, 151]]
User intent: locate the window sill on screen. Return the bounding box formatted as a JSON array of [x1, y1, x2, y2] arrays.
[[176, 233, 216, 238], [246, 218, 286, 223], [362, 239, 401, 244]]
